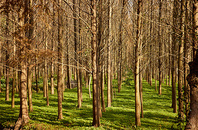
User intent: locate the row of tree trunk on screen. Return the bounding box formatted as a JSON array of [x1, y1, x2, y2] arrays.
[[0, 0, 198, 129]]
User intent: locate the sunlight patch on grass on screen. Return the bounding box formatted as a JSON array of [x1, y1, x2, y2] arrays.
[[0, 72, 179, 129]]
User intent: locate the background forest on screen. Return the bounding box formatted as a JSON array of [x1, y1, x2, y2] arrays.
[[0, 0, 198, 129]]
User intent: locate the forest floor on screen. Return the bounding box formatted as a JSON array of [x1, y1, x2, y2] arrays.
[[0, 72, 182, 130]]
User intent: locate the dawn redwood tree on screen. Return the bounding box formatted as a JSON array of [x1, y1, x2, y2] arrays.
[[91, 0, 100, 127], [42, 1, 47, 98], [73, 0, 82, 108], [5, 0, 9, 101], [135, 0, 142, 127], [98, 0, 105, 113], [57, 0, 63, 120], [184, 0, 190, 120], [107, 0, 112, 107], [178, 0, 185, 121], [51, 1, 55, 95], [97, 0, 103, 117], [149, 0, 153, 86], [15, 0, 30, 129], [158, 0, 162, 95], [185, 0, 198, 129], [26, 0, 34, 112], [43, 1, 49, 105], [172, 0, 177, 113], [118, 0, 125, 93]]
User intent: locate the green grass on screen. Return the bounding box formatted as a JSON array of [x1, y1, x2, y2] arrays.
[[0, 72, 180, 129]]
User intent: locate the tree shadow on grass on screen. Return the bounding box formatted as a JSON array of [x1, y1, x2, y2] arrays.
[[142, 111, 177, 129]]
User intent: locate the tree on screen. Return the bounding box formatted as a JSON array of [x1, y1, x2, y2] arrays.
[[118, 0, 125, 93], [51, 1, 55, 95], [158, 0, 162, 95], [184, 0, 190, 121], [91, 0, 100, 127], [27, 0, 34, 112], [57, 0, 63, 120], [178, 0, 185, 121], [135, 0, 142, 127], [172, 0, 177, 113], [5, 0, 9, 101], [185, 0, 198, 129], [73, 0, 82, 108], [14, 0, 30, 128], [107, 0, 112, 108]]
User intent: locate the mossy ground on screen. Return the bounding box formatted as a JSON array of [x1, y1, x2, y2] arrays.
[[0, 72, 181, 129]]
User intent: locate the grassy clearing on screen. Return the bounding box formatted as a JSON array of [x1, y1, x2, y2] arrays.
[[0, 72, 179, 129]]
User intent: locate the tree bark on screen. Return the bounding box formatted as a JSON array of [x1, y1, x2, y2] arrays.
[[178, 0, 185, 121], [57, 0, 63, 120], [12, 72, 15, 108], [51, 1, 55, 95], [185, 0, 198, 129], [0, 38, 1, 93], [135, 0, 142, 127], [15, 1, 30, 127], [5, 3, 9, 101], [118, 0, 125, 93], [91, 0, 100, 126], [27, 68, 33, 112], [184, 0, 190, 121], [101, 65, 106, 112], [172, 0, 177, 113], [14, 61, 30, 130], [158, 0, 162, 95], [73, 0, 82, 108], [107, 0, 112, 107]]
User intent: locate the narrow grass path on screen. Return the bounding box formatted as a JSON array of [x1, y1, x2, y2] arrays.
[[0, 72, 178, 129]]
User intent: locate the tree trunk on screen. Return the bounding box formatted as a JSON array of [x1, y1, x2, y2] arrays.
[[12, 72, 15, 108], [73, 0, 81, 108], [158, 0, 162, 95], [185, 1, 198, 129], [15, 1, 30, 125], [51, 2, 55, 95], [27, 0, 34, 112], [66, 10, 71, 90], [178, 0, 185, 121], [91, 0, 100, 126], [139, 37, 143, 119], [27, 68, 33, 112], [184, 0, 190, 121], [101, 65, 106, 112], [14, 61, 30, 130], [135, 0, 142, 127], [0, 69, 1, 93], [43, 1, 47, 98], [172, 0, 177, 113], [118, 0, 125, 93], [5, 5, 9, 101], [0, 38, 1, 93], [89, 75, 92, 99], [57, 0, 63, 120], [107, 0, 112, 107]]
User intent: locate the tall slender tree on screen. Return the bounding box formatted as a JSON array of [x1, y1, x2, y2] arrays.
[[107, 0, 112, 107], [158, 0, 162, 95], [57, 0, 63, 120], [5, 0, 9, 101], [178, 0, 185, 121], [91, 0, 100, 127], [135, 0, 142, 127], [172, 0, 178, 113]]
